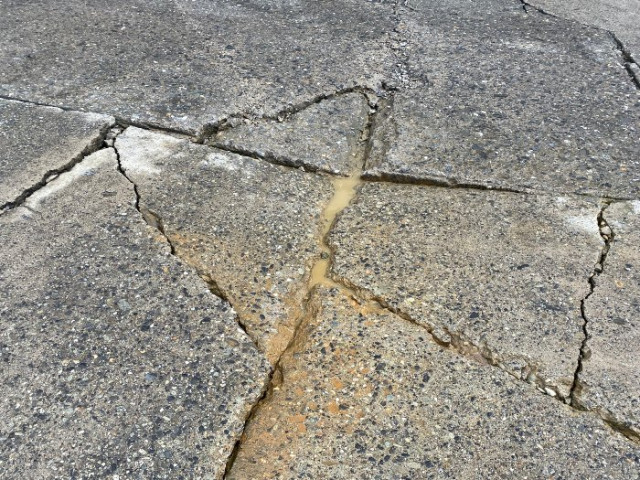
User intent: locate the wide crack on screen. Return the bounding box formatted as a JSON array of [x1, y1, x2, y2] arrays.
[[569, 202, 614, 405], [0, 121, 113, 215], [220, 96, 377, 479]]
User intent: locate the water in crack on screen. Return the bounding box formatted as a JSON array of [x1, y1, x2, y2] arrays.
[[309, 174, 362, 288]]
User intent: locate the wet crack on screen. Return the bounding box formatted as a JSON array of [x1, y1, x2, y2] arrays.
[[221, 97, 378, 479]]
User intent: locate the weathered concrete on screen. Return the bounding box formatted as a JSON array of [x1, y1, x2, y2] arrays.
[[330, 182, 603, 398], [210, 92, 371, 175], [0, 149, 269, 478], [0, 0, 393, 134], [228, 287, 640, 480], [526, 0, 640, 60], [580, 201, 640, 436], [116, 127, 333, 365], [366, 0, 640, 198], [0, 98, 113, 208]]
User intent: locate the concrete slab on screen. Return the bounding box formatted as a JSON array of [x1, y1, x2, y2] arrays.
[[580, 201, 640, 436], [0, 99, 113, 208], [227, 287, 640, 479], [0, 149, 269, 478], [210, 92, 371, 175], [0, 0, 393, 134], [329, 182, 603, 398], [526, 0, 640, 59], [116, 127, 333, 365], [366, 0, 640, 197]]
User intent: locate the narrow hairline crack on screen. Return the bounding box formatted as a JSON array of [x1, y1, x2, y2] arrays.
[[0, 121, 114, 216]]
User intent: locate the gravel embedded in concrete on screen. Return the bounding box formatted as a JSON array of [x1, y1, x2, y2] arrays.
[[580, 201, 640, 436], [116, 127, 333, 364], [0, 0, 393, 133], [0, 149, 270, 479], [227, 287, 640, 480], [329, 182, 603, 398], [366, 0, 640, 197], [0, 98, 113, 207], [210, 92, 370, 175], [526, 0, 640, 59]]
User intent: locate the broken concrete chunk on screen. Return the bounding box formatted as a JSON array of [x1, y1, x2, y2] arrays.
[[0, 149, 269, 479], [227, 287, 640, 479], [116, 127, 333, 365], [329, 183, 603, 398], [581, 201, 640, 437], [0, 0, 393, 133], [210, 93, 370, 175], [0, 98, 113, 208], [366, 0, 640, 197]]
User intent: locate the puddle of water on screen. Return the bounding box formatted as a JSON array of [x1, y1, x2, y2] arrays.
[[309, 174, 361, 288]]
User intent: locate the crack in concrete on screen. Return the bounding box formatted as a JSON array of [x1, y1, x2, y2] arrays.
[[221, 97, 377, 479], [565, 203, 640, 445], [570, 202, 613, 406], [519, 0, 640, 89], [200, 86, 379, 141], [0, 121, 114, 216]]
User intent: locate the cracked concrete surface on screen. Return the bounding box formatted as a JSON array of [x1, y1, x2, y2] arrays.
[[116, 127, 333, 365], [2, 0, 640, 478], [579, 201, 640, 438], [227, 288, 640, 479], [0, 99, 114, 210], [329, 183, 603, 399], [0, 150, 269, 478]]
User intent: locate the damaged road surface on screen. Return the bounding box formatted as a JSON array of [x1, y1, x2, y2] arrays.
[[1, 0, 640, 478]]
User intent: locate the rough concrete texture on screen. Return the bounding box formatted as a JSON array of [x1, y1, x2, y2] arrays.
[[210, 93, 371, 175], [527, 0, 640, 59], [580, 201, 640, 436], [0, 98, 113, 208], [116, 127, 333, 365], [0, 149, 269, 479], [330, 182, 603, 398], [365, 0, 640, 198], [0, 0, 393, 134], [227, 287, 640, 479]]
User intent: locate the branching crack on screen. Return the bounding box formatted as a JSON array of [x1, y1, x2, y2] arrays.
[[221, 96, 378, 479], [200, 85, 379, 141], [1, 121, 114, 215]]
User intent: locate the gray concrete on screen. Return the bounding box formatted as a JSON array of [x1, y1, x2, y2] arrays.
[[330, 182, 603, 398], [210, 92, 371, 175], [228, 287, 640, 480], [580, 201, 640, 436], [0, 99, 113, 208], [365, 0, 640, 198], [2, 0, 640, 477], [0, 149, 269, 478], [0, 0, 393, 134], [527, 0, 640, 59], [117, 127, 333, 365]]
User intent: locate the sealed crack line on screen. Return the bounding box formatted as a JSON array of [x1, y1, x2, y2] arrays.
[[570, 202, 614, 405], [0, 121, 114, 215]]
